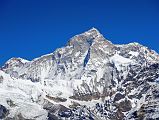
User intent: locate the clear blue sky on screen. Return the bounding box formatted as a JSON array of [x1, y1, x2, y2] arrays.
[[0, 0, 159, 66]]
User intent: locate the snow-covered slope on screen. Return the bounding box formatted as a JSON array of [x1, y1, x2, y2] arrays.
[[0, 28, 159, 120]]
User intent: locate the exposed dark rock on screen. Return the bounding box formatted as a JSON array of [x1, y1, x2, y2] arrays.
[[6, 99, 16, 107], [116, 109, 125, 120], [117, 100, 132, 112], [69, 101, 81, 108], [114, 93, 125, 102], [43, 100, 71, 120], [0, 105, 9, 119], [43, 101, 69, 113], [0, 75, 3, 83], [46, 95, 67, 102], [69, 92, 101, 101], [48, 113, 59, 120]]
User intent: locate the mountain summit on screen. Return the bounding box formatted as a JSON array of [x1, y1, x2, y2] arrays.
[[68, 28, 112, 46], [84, 27, 101, 36], [0, 28, 159, 120]]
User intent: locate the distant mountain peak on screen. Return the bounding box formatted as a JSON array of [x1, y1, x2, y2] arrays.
[[82, 27, 104, 40], [85, 27, 101, 35], [67, 27, 111, 47], [5, 57, 29, 65], [0, 28, 159, 120]]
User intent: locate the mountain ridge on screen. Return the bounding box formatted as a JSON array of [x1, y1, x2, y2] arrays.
[[3, 28, 158, 65], [3, 28, 158, 66]]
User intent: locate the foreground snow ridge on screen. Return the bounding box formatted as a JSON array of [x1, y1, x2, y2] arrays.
[[0, 28, 159, 120]]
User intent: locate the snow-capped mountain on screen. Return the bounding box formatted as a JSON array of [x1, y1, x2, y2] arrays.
[[0, 28, 159, 120]]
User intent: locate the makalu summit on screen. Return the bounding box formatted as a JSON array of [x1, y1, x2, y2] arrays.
[[0, 28, 159, 120]]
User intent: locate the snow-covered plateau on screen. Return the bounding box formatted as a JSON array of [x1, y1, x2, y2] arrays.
[[0, 28, 159, 120]]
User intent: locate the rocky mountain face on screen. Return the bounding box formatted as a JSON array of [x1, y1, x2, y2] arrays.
[[0, 28, 159, 120]]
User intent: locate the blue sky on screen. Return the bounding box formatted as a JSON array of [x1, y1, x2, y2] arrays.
[[0, 0, 159, 66]]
